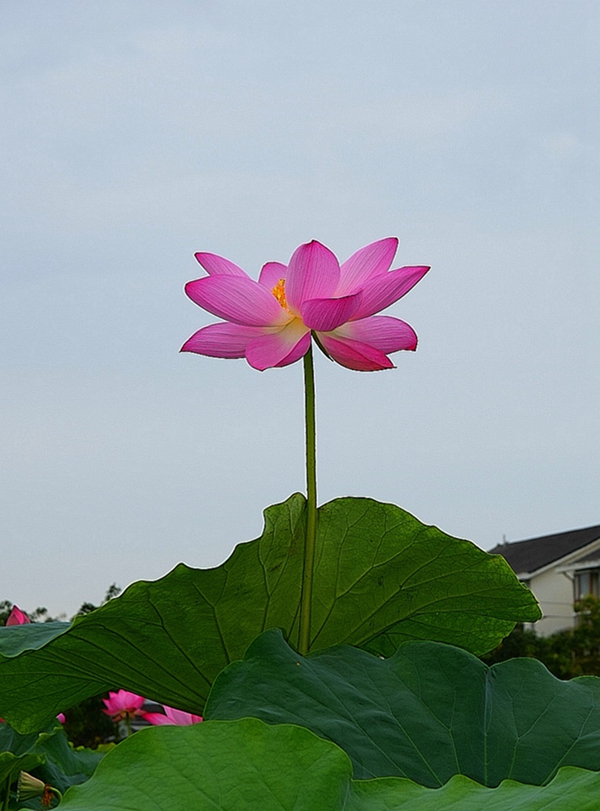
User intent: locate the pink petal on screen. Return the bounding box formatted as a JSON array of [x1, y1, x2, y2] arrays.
[[258, 261, 287, 289], [181, 323, 268, 358], [336, 238, 398, 296], [102, 690, 145, 715], [333, 315, 417, 353], [246, 320, 310, 370], [318, 334, 394, 371], [164, 706, 203, 725], [301, 292, 362, 332], [119, 691, 145, 710], [350, 266, 430, 321], [194, 252, 247, 277], [274, 330, 312, 367], [141, 712, 173, 726], [185, 276, 290, 327], [142, 707, 203, 726], [6, 606, 30, 626], [285, 241, 340, 313], [56, 713, 66, 724]]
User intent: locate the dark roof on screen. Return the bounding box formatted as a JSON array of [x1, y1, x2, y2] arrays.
[[489, 525, 600, 575]]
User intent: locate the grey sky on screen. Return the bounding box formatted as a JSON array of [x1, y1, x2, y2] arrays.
[[1, 1, 598, 617]]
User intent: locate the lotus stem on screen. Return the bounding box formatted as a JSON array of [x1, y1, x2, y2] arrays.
[[299, 344, 318, 655], [2, 777, 10, 811]]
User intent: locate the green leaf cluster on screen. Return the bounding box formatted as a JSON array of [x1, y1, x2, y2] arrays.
[[57, 719, 600, 811], [206, 629, 600, 785], [4, 495, 593, 810], [0, 720, 103, 809], [0, 496, 538, 733]]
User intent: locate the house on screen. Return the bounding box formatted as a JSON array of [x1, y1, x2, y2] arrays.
[[489, 524, 600, 636]]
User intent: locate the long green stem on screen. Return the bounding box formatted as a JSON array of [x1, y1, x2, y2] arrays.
[[2, 777, 10, 811], [299, 345, 318, 655]]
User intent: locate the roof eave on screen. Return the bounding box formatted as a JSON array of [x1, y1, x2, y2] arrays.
[[520, 536, 600, 579]]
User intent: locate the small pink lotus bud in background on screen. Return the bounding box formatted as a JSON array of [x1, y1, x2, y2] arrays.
[[6, 606, 30, 626]]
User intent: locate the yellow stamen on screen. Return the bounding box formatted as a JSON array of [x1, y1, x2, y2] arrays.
[[271, 278, 289, 310]]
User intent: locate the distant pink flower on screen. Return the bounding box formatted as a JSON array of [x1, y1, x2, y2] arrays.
[[142, 704, 203, 726], [6, 606, 30, 626], [102, 690, 145, 723], [182, 238, 429, 372]]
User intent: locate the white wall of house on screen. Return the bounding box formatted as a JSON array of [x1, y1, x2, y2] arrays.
[[526, 568, 575, 635]]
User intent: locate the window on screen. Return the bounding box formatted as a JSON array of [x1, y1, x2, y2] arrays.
[[574, 569, 600, 600]]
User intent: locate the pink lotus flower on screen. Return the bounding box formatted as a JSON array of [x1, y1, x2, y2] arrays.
[[102, 690, 145, 723], [182, 238, 429, 372], [6, 606, 30, 626], [142, 704, 203, 726]]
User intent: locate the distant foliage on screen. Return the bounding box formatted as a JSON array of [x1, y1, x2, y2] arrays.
[[73, 582, 122, 618], [62, 695, 117, 749], [1, 584, 121, 626], [482, 596, 600, 678], [0, 600, 56, 625]]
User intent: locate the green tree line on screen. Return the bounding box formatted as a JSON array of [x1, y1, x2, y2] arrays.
[[482, 596, 600, 678]]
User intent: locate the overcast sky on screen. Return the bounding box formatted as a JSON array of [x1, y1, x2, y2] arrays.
[[1, 0, 598, 618]]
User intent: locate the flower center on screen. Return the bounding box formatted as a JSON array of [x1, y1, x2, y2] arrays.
[[271, 278, 289, 310]]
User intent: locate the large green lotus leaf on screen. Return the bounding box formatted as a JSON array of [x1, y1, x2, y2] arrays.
[[347, 769, 600, 811], [306, 497, 539, 656], [0, 495, 538, 732], [56, 719, 600, 811], [206, 630, 600, 787]]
